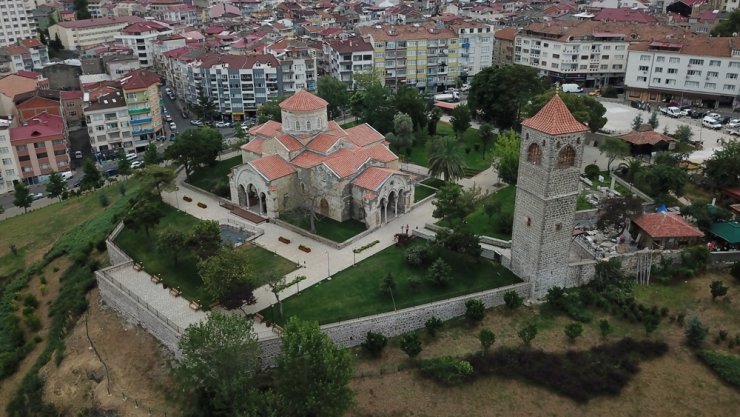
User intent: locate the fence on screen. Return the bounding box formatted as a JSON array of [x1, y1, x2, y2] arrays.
[[220, 217, 264, 241]]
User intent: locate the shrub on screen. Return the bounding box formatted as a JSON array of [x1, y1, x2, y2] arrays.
[[24, 313, 42, 332], [361, 331, 388, 358], [426, 258, 452, 287], [697, 350, 740, 387], [584, 164, 600, 180], [518, 322, 538, 346], [685, 316, 709, 349], [710, 280, 728, 300], [419, 356, 474, 385], [353, 240, 379, 254], [493, 211, 514, 235], [405, 245, 431, 266], [95, 238, 107, 252], [425, 316, 443, 337], [400, 333, 422, 359], [503, 290, 523, 310], [478, 329, 496, 353], [22, 294, 39, 308], [98, 193, 109, 207], [464, 299, 485, 323], [599, 319, 612, 339], [564, 322, 583, 342]]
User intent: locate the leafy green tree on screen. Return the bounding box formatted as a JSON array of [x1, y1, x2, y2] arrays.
[[518, 322, 538, 346], [428, 107, 442, 136], [73, 0, 91, 20], [45, 171, 67, 201], [637, 163, 689, 198], [527, 90, 607, 132], [450, 104, 471, 140], [680, 203, 732, 232], [599, 137, 630, 172], [425, 316, 443, 337], [710, 9, 740, 36], [164, 127, 223, 178], [426, 257, 452, 287], [490, 130, 520, 185], [564, 322, 583, 343], [710, 280, 728, 300], [596, 195, 643, 237], [257, 96, 284, 123], [399, 332, 422, 358], [135, 165, 175, 195], [266, 271, 288, 318], [503, 290, 523, 309], [234, 122, 246, 142], [478, 329, 495, 354], [143, 143, 158, 165], [703, 140, 740, 189], [484, 199, 502, 224], [80, 159, 102, 190], [465, 299, 485, 322], [188, 220, 223, 259], [361, 331, 388, 358], [351, 69, 383, 90], [673, 125, 694, 143], [632, 114, 644, 131], [350, 84, 395, 133], [478, 123, 495, 152], [275, 318, 353, 417], [599, 319, 612, 339], [197, 246, 252, 302], [394, 86, 428, 131], [467, 65, 545, 128], [123, 199, 162, 236], [177, 311, 270, 417], [379, 272, 397, 310], [117, 152, 132, 178], [385, 112, 415, 152], [432, 184, 475, 224], [428, 137, 465, 182], [317, 75, 349, 119], [685, 316, 708, 348], [13, 182, 33, 213], [193, 87, 217, 122], [648, 112, 659, 130], [156, 228, 188, 266]]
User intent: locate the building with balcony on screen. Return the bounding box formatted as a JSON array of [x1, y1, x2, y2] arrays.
[[624, 37, 740, 109], [494, 27, 517, 68], [48, 16, 146, 51], [9, 112, 69, 184], [0, 39, 50, 74], [514, 20, 695, 88], [360, 23, 460, 91], [156, 4, 199, 27], [325, 38, 374, 88], [120, 69, 163, 144], [0, 0, 37, 47], [115, 21, 173, 67], [265, 39, 321, 93], [0, 117, 21, 195], [83, 89, 134, 157], [449, 20, 494, 78]]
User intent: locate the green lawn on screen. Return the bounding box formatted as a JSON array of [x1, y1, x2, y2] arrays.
[[186, 156, 242, 197], [261, 240, 520, 325], [115, 205, 298, 306], [420, 177, 447, 189], [577, 193, 595, 210], [414, 185, 436, 202], [404, 122, 490, 176], [279, 211, 367, 243], [590, 171, 631, 196], [437, 185, 516, 240]]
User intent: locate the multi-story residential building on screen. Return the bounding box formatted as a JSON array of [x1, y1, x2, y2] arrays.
[[120, 69, 163, 144], [0, 39, 50, 74], [721, 0, 739, 12], [60, 90, 84, 127], [449, 20, 494, 78], [156, 4, 199, 26], [624, 37, 740, 108], [264, 39, 321, 92], [151, 35, 188, 72], [360, 23, 460, 91], [48, 16, 146, 51], [84, 89, 134, 157], [0, 1, 38, 47], [0, 117, 21, 195], [115, 21, 173, 68], [160, 46, 208, 100], [10, 112, 69, 184], [325, 38, 374, 88], [514, 20, 694, 88], [186, 53, 282, 121], [493, 27, 517, 68]]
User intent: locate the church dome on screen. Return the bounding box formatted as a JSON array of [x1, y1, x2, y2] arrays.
[[279, 90, 328, 112]]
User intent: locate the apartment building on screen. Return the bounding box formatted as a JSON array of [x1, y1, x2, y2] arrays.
[[115, 21, 173, 67], [48, 16, 146, 50], [0, 39, 50, 74], [0, 118, 21, 195], [264, 39, 321, 92], [325, 38, 374, 88], [186, 53, 282, 121], [360, 23, 460, 91], [514, 20, 694, 88], [624, 37, 740, 108], [10, 112, 69, 184], [160, 46, 208, 101], [84, 90, 134, 157], [0, 1, 36, 47], [493, 27, 517, 68], [120, 69, 163, 144], [156, 4, 199, 26], [448, 20, 494, 77]]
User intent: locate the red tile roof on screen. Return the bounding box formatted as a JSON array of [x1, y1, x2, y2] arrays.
[[632, 213, 704, 239], [620, 130, 673, 146], [306, 131, 342, 153], [120, 69, 160, 90], [10, 113, 64, 142], [60, 90, 84, 100], [351, 167, 404, 191], [250, 120, 282, 138], [594, 8, 657, 23], [279, 90, 328, 112], [274, 133, 303, 152], [291, 151, 326, 168], [249, 154, 295, 181], [521, 94, 589, 136], [241, 137, 264, 154], [345, 123, 385, 147], [323, 144, 397, 178]]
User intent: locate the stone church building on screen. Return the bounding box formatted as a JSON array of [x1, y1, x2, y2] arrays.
[[228, 90, 415, 230]]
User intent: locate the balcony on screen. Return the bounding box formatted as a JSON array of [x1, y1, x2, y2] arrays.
[[462, 43, 470, 49], [130, 118, 153, 125], [128, 107, 150, 115], [132, 128, 154, 136]]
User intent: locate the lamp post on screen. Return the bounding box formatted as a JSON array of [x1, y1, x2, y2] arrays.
[[175, 186, 179, 209], [326, 251, 330, 278]]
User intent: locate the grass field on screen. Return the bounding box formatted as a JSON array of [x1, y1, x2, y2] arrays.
[[414, 185, 436, 202], [186, 156, 242, 197], [405, 122, 490, 176], [279, 210, 367, 243], [261, 239, 520, 325], [436, 185, 516, 240], [115, 205, 297, 305]]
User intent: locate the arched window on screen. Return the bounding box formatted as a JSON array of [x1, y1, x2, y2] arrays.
[[307, 120, 312, 130], [558, 145, 576, 168], [526, 143, 542, 166], [294, 120, 300, 130]]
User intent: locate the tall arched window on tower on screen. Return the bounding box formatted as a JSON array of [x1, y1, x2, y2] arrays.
[[295, 120, 300, 130], [526, 143, 542, 166], [306, 120, 312, 130], [558, 145, 576, 168]]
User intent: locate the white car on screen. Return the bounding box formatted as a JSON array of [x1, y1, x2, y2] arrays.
[[131, 161, 145, 169], [702, 118, 722, 130], [706, 112, 721, 120], [460, 84, 471, 92], [190, 119, 203, 126], [726, 128, 740, 136], [165, 115, 173, 122], [31, 192, 44, 200], [215, 121, 229, 128], [170, 122, 177, 130], [727, 119, 740, 128]]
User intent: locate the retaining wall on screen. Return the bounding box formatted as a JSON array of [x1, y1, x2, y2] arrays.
[[106, 222, 131, 265]]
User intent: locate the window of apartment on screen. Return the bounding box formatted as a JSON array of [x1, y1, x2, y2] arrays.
[[654, 67, 663, 73], [5, 169, 15, 176], [705, 82, 716, 89], [725, 84, 737, 91], [727, 73, 738, 79], [709, 60, 721, 67], [603, 45, 611, 50], [612, 64, 623, 70], [294, 120, 300, 130], [665, 79, 676, 85], [687, 70, 701, 76], [374, 42, 383, 48], [638, 65, 649, 71], [15, 145, 26, 152], [667, 68, 678, 74], [685, 81, 699, 87], [640, 55, 651, 61], [0, 147, 8, 154], [615, 45, 625, 50], [602, 55, 609, 59], [730, 62, 740, 68], [600, 64, 608, 69], [18, 155, 30, 162], [688, 59, 704, 65], [580, 65, 587, 69], [2, 158, 12, 165], [656, 56, 665, 62], [669, 57, 680, 64], [23, 167, 32, 173], [708, 71, 719, 78], [551, 63, 559, 68], [652, 77, 661, 83], [637, 76, 647, 82]]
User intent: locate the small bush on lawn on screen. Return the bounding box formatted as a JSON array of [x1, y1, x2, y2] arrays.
[[426, 258, 451, 287], [478, 329, 496, 353], [710, 280, 728, 300], [518, 322, 538, 346], [465, 299, 485, 323], [465, 338, 668, 403], [420, 356, 475, 386], [22, 294, 39, 308], [361, 331, 388, 358], [400, 333, 422, 359], [503, 290, 523, 309], [564, 322, 584, 343], [599, 319, 612, 339], [697, 350, 740, 387], [685, 316, 709, 349], [24, 313, 42, 332], [425, 316, 443, 337]]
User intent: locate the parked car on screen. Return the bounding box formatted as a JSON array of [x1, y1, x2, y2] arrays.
[[706, 112, 721, 120], [170, 122, 177, 130], [131, 161, 145, 169], [702, 117, 722, 129], [125, 152, 137, 161], [31, 192, 44, 200], [728, 119, 740, 128], [717, 116, 732, 125], [165, 115, 173, 122], [460, 84, 470, 92], [190, 119, 203, 126], [215, 121, 229, 128], [74, 150, 83, 159], [156, 135, 166, 142], [690, 109, 707, 119], [659, 106, 682, 118], [165, 87, 172, 95]]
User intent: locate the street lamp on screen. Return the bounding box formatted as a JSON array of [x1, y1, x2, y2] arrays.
[[326, 251, 330, 278]]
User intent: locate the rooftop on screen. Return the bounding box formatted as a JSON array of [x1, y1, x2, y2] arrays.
[[249, 154, 296, 181], [619, 130, 674, 146], [521, 94, 589, 136], [279, 90, 328, 112], [629, 36, 740, 58], [10, 113, 64, 142], [632, 212, 704, 239], [120, 69, 161, 90], [359, 22, 457, 42], [55, 16, 145, 30]]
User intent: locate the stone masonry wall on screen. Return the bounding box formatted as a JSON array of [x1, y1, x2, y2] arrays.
[[106, 222, 131, 266]]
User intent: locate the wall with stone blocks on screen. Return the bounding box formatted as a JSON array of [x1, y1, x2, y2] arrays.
[[96, 269, 183, 357], [106, 223, 131, 266]]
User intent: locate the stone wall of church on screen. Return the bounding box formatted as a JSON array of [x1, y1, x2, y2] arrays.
[[307, 164, 351, 222], [281, 108, 328, 137], [260, 137, 290, 161]]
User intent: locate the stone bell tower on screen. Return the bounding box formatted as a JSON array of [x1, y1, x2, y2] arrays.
[[510, 94, 588, 299]]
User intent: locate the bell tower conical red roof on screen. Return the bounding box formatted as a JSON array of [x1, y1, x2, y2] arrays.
[[521, 94, 589, 136]]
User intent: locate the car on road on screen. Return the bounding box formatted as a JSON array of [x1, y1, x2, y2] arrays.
[[690, 109, 707, 119], [165, 87, 172, 94], [181, 111, 189, 119], [125, 152, 137, 161], [727, 119, 740, 128], [74, 150, 83, 159], [131, 161, 145, 169], [702, 117, 722, 130], [190, 119, 203, 126], [170, 122, 177, 130], [706, 112, 721, 120], [156, 135, 166, 142], [165, 115, 173, 122], [460, 84, 470, 92], [215, 121, 229, 128], [31, 192, 43, 200]]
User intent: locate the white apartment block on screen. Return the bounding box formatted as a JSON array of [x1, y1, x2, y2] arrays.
[[514, 20, 692, 88], [450, 21, 494, 78], [0, 118, 21, 195], [325, 38, 374, 87], [265, 40, 320, 93], [721, 0, 739, 12], [48, 16, 146, 51], [83, 91, 134, 156], [0, 1, 36, 47], [114, 21, 173, 67], [624, 37, 740, 108], [1, 39, 50, 74]]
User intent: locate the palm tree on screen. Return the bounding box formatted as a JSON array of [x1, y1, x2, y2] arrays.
[[428, 137, 465, 182]]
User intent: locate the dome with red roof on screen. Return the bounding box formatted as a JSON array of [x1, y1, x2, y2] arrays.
[[279, 90, 328, 112]]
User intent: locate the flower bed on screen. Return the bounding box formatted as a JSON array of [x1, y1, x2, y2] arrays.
[[353, 240, 380, 254]]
